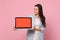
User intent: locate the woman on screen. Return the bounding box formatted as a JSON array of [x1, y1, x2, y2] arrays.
[[27, 4, 46, 40]]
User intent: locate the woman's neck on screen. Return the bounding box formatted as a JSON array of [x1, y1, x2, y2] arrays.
[[35, 14, 40, 19]]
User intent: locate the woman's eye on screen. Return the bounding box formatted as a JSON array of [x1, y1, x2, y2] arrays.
[[36, 9, 37, 10]]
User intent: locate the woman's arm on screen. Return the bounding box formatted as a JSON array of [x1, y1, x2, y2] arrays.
[[40, 23, 46, 32], [34, 28, 41, 31], [33, 25, 45, 32], [40, 25, 45, 32], [33, 26, 41, 31]]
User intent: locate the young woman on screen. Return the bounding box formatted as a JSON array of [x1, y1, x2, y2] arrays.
[[27, 4, 46, 40]]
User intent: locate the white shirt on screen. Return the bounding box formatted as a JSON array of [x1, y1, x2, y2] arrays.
[[33, 18, 40, 40], [35, 18, 40, 26]]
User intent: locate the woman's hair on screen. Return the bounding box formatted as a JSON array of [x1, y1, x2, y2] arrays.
[[35, 4, 46, 27]]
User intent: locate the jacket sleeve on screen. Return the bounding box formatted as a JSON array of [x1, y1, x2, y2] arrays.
[[40, 25, 45, 32]]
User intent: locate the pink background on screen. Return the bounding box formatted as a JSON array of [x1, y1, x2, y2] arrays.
[[0, 0, 60, 40]]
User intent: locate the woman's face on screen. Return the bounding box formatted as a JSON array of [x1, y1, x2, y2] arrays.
[[34, 6, 39, 14]]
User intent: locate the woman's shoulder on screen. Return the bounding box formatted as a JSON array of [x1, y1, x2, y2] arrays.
[[28, 13, 35, 18]]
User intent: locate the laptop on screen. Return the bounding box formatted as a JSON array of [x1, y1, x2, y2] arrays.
[[15, 17, 32, 29]]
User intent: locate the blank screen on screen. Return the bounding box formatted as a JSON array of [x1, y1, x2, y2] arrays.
[[15, 17, 32, 29]]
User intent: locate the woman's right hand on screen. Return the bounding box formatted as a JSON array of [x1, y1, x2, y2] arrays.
[[33, 26, 41, 31]]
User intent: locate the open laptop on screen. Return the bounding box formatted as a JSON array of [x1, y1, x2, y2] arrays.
[[15, 17, 32, 29]]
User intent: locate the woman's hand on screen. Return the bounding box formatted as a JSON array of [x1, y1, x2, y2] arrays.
[[34, 26, 41, 31]]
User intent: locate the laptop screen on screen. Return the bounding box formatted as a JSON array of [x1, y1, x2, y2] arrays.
[[15, 17, 32, 29]]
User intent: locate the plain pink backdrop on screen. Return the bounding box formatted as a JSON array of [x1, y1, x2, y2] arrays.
[[0, 0, 60, 40]]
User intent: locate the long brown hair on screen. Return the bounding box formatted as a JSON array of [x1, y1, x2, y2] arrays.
[[35, 4, 46, 27]]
